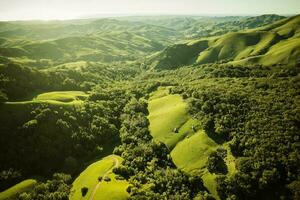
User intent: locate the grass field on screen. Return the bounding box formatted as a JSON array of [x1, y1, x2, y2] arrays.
[[170, 132, 237, 200], [201, 171, 219, 200], [69, 155, 129, 200], [170, 130, 218, 172], [3, 91, 87, 109], [0, 179, 37, 200], [34, 91, 88, 103], [148, 87, 238, 200], [147, 87, 200, 148]]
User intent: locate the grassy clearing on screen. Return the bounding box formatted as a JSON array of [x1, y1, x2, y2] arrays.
[[3, 91, 87, 110], [69, 155, 129, 200], [148, 87, 238, 200], [0, 179, 37, 200], [147, 87, 200, 148], [148, 87, 220, 198], [171, 130, 218, 172], [44, 61, 88, 71], [148, 87, 171, 100], [224, 144, 237, 176], [201, 172, 219, 200], [34, 91, 88, 102], [92, 173, 129, 200]]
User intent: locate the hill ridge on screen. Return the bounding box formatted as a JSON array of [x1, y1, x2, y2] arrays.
[[148, 14, 300, 69]]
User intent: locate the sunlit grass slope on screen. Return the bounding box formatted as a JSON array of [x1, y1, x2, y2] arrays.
[[150, 14, 300, 69], [34, 91, 88, 103], [3, 91, 87, 107], [196, 31, 281, 63], [0, 91, 87, 131], [148, 87, 237, 200], [69, 155, 129, 200], [171, 130, 218, 172], [147, 87, 200, 148], [0, 179, 37, 200], [171, 132, 237, 200]]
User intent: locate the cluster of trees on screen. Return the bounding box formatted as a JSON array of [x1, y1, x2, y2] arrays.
[[0, 84, 133, 190], [1, 50, 299, 199], [0, 57, 144, 186], [207, 148, 228, 174], [16, 173, 71, 200], [164, 63, 300, 199], [0, 62, 138, 101], [113, 97, 212, 199]]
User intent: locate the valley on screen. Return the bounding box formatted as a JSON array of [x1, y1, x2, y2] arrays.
[[0, 13, 299, 200]]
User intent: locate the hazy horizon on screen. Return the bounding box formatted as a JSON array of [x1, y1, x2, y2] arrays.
[[0, 0, 299, 21]]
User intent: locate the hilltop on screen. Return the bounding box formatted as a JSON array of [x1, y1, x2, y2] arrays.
[[0, 14, 286, 68], [148, 14, 299, 69]]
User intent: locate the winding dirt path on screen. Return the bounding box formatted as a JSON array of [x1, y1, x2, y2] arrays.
[[88, 156, 120, 200]]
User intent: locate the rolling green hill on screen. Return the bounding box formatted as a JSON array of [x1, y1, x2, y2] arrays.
[[0, 13, 299, 200], [0, 18, 176, 66], [147, 87, 238, 199], [149, 14, 300, 69], [69, 155, 129, 200], [0, 179, 37, 200], [0, 14, 286, 68], [0, 32, 164, 64], [147, 87, 200, 148]]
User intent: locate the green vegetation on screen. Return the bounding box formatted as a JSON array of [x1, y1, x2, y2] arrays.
[[148, 87, 190, 147], [70, 155, 129, 200], [34, 91, 87, 102], [113, 97, 211, 199], [0, 14, 299, 200], [171, 131, 218, 172], [0, 179, 37, 200], [149, 15, 300, 69], [16, 173, 72, 200]]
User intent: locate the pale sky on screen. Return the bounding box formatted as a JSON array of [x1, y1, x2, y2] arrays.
[[0, 0, 299, 21]]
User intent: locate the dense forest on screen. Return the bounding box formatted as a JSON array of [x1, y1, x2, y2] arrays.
[[0, 14, 299, 200]]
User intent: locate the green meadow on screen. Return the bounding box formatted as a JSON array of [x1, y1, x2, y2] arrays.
[[147, 87, 200, 148], [0, 179, 37, 200], [69, 155, 129, 200]]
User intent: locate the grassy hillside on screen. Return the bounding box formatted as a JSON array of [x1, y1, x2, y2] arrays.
[[0, 32, 164, 65], [147, 87, 200, 148], [4, 91, 87, 108], [149, 14, 300, 69], [0, 179, 37, 200], [70, 155, 129, 200], [148, 87, 238, 199], [0, 91, 84, 130], [0, 15, 286, 68], [171, 130, 218, 172], [0, 19, 174, 67], [34, 91, 88, 103]]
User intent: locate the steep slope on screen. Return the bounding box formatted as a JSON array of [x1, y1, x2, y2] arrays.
[[149, 14, 300, 69], [196, 31, 281, 64], [148, 40, 208, 70]]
